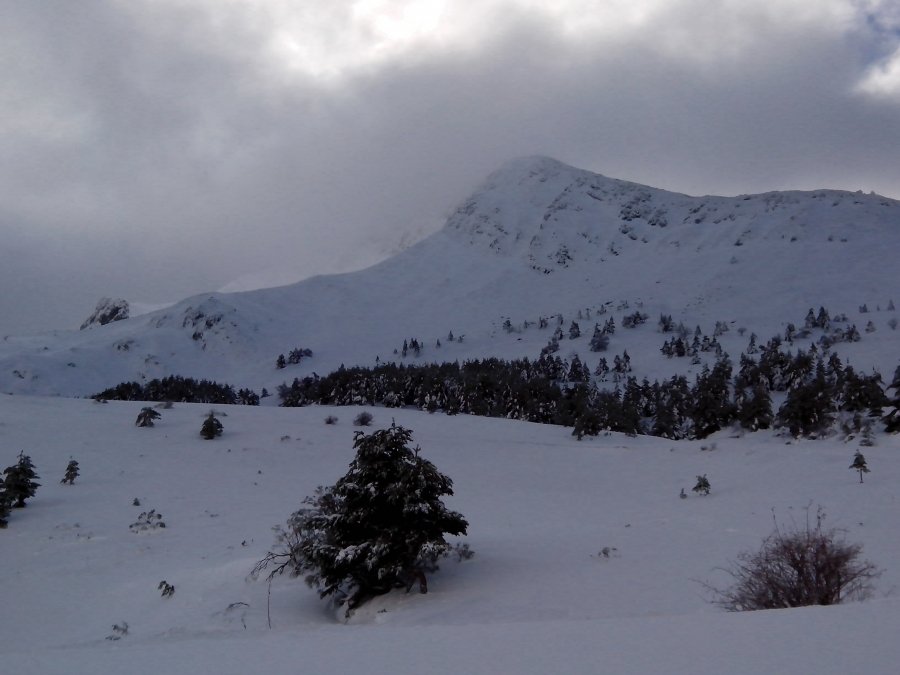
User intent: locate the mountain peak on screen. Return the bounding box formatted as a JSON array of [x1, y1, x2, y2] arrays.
[[491, 154, 576, 176], [444, 156, 899, 274]]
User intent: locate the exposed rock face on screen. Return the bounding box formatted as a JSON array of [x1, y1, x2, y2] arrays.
[[80, 298, 130, 330]]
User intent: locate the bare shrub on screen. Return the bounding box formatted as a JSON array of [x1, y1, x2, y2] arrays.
[[711, 508, 879, 611], [353, 411, 373, 427]]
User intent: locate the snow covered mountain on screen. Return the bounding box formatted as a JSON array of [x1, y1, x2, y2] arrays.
[[1, 155, 898, 397], [4, 158, 900, 674]]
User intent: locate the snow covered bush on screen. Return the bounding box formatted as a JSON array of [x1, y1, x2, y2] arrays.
[[711, 509, 879, 611], [253, 424, 469, 611], [353, 411, 373, 427], [200, 412, 223, 439], [692, 474, 711, 496], [130, 509, 166, 532]]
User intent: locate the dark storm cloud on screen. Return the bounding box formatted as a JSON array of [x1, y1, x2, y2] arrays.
[[1, 0, 898, 334]]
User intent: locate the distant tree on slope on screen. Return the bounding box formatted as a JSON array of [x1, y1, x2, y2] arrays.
[[0, 480, 12, 527], [135, 407, 161, 427], [200, 413, 223, 440], [60, 459, 80, 485], [883, 364, 900, 433], [850, 450, 870, 483]]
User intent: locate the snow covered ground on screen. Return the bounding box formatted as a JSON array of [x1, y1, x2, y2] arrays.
[[3, 395, 899, 674]]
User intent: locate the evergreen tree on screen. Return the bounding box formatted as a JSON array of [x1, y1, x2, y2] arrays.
[[589, 325, 609, 352], [651, 375, 692, 439], [568, 321, 581, 340], [804, 308, 816, 330], [745, 333, 758, 354], [651, 395, 678, 439], [200, 413, 223, 440], [3, 452, 40, 508], [237, 388, 260, 406], [60, 459, 79, 485], [276, 354, 286, 369], [736, 383, 773, 431], [593, 357, 610, 381], [784, 323, 796, 343], [135, 407, 161, 427], [850, 450, 870, 483], [838, 367, 886, 415], [777, 371, 835, 437], [254, 424, 468, 610], [692, 474, 711, 495], [690, 358, 735, 438], [0, 483, 11, 527], [567, 355, 588, 382], [572, 408, 603, 440]]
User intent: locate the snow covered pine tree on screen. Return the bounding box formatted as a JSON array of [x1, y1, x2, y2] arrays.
[[253, 424, 468, 612], [200, 413, 223, 439], [3, 452, 40, 507]]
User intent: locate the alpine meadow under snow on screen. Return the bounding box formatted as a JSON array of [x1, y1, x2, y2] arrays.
[[2, 157, 900, 673]]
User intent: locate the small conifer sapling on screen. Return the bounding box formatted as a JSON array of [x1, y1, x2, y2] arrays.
[[61, 459, 80, 485], [850, 450, 870, 483], [3, 452, 40, 507], [136, 407, 162, 427], [0, 481, 12, 527], [200, 412, 223, 439], [692, 474, 711, 496]]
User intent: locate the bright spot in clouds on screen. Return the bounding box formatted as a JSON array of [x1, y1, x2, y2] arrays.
[[259, 0, 454, 79], [858, 47, 900, 97]]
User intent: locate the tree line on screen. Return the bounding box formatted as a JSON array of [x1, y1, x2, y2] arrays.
[[278, 347, 896, 440]]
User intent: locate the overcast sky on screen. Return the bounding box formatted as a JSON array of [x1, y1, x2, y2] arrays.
[[2, 0, 899, 335]]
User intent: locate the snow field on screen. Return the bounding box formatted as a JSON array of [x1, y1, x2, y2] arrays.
[[2, 395, 899, 673]]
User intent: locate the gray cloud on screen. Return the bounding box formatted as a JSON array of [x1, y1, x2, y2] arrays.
[[1, 0, 898, 334]]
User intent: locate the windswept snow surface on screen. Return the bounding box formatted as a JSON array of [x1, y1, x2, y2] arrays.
[[2, 396, 900, 674]]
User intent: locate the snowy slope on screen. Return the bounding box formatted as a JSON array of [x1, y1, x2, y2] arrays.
[[0, 156, 897, 399], [1, 397, 899, 674]]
